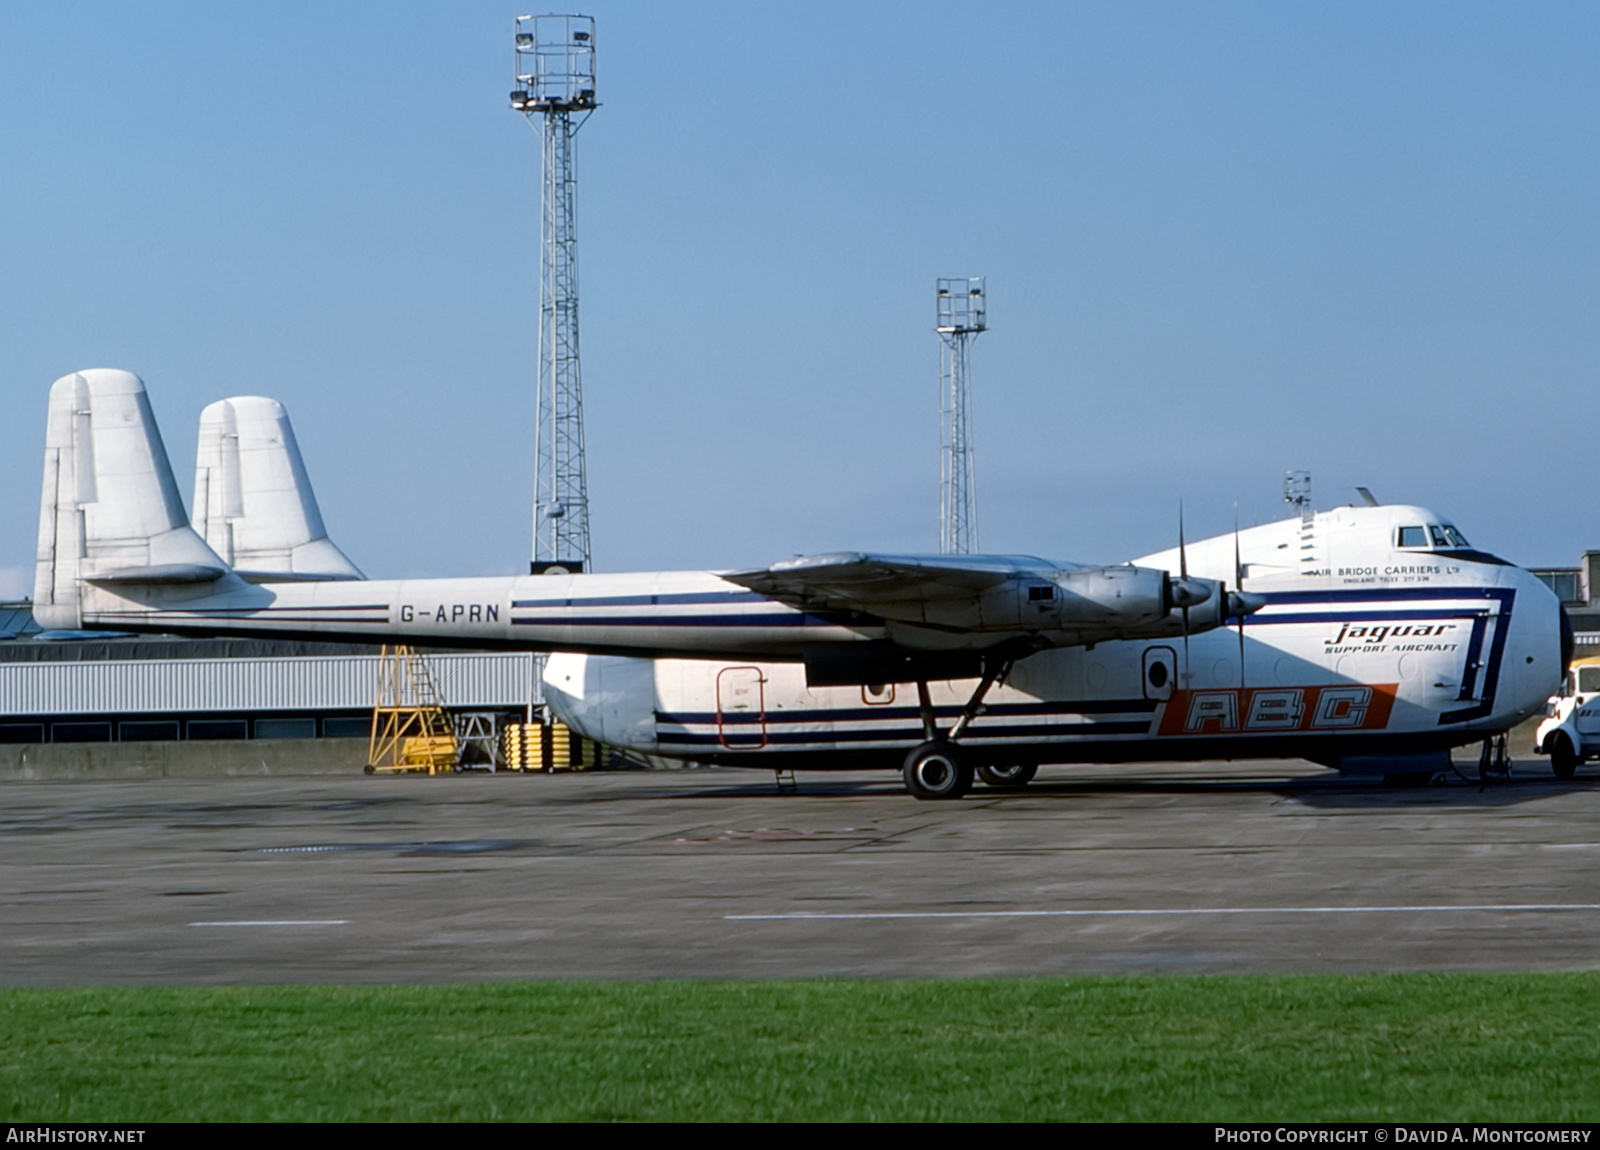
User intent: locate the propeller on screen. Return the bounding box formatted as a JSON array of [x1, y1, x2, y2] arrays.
[[1179, 502, 1190, 681], [1233, 505, 1246, 690]]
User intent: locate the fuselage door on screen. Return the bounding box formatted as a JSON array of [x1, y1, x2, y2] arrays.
[[717, 665, 767, 748], [1143, 646, 1177, 701]]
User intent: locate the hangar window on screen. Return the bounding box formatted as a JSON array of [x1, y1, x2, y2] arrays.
[[188, 719, 247, 740], [1397, 526, 1428, 548], [256, 718, 316, 739], [120, 721, 179, 742], [53, 722, 111, 743]]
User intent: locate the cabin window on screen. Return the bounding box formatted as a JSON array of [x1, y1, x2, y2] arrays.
[[1397, 526, 1428, 548], [1028, 585, 1055, 601]]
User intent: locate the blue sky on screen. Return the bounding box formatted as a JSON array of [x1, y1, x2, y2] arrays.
[[3, 2, 1597, 595]]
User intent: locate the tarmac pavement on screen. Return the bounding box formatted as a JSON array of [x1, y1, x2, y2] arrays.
[[1, 759, 1597, 985]]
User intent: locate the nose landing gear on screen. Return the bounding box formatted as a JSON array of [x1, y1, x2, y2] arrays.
[[1475, 733, 1513, 790]]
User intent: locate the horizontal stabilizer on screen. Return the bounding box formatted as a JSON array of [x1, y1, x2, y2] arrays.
[[84, 563, 229, 584]]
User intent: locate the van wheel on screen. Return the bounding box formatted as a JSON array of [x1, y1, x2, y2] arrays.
[[977, 763, 1038, 789], [903, 741, 973, 800], [1550, 734, 1579, 780]]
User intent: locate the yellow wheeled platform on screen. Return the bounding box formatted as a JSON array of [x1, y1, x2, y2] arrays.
[[367, 645, 459, 774]]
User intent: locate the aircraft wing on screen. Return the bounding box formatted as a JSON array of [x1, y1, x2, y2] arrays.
[[723, 552, 1072, 612], [725, 549, 1240, 650]]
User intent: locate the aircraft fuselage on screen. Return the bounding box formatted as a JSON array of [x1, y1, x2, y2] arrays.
[[543, 505, 1566, 775]]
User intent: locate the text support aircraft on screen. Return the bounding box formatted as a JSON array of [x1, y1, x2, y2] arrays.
[[35, 369, 1254, 730], [542, 505, 1572, 796]]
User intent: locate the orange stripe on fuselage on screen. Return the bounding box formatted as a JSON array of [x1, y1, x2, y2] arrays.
[[1155, 685, 1398, 736]]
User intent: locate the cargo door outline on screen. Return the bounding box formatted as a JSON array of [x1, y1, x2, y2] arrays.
[[717, 665, 768, 748], [1438, 590, 1514, 725]]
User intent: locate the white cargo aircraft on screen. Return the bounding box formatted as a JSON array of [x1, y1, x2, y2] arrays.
[[34, 369, 1568, 797], [544, 503, 1574, 792]]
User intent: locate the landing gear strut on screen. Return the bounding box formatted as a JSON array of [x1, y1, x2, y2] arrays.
[[1478, 733, 1512, 786], [901, 657, 1015, 801]]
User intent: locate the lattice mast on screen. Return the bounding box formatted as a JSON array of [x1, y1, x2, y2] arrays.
[[512, 15, 598, 573], [937, 278, 986, 554]]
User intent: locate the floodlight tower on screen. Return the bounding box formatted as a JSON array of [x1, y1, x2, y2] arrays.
[[936, 278, 986, 554], [512, 14, 597, 574]]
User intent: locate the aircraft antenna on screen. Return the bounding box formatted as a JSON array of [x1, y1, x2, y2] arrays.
[[513, 15, 597, 575], [1284, 469, 1313, 526], [937, 277, 985, 554]]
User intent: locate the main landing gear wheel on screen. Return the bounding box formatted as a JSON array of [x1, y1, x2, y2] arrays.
[[1550, 734, 1580, 781], [902, 741, 973, 800], [976, 762, 1038, 789]]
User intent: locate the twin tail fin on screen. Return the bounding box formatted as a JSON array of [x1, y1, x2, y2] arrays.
[[34, 369, 364, 630]]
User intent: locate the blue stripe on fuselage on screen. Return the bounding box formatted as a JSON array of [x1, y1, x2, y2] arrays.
[[655, 698, 1158, 727], [511, 591, 767, 609], [512, 612, 858, 628]]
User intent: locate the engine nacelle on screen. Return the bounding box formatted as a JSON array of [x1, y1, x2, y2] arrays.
[[1047, 565, 1170, 628]]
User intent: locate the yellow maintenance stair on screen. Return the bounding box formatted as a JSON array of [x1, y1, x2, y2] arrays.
[[367, 645, 459, 774]]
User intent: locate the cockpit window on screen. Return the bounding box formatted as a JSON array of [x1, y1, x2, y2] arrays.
[[1398, 526, 1427, 548], [1443, 525, 1470, 547], [1429, 525, 1450, 547], [1579, 667, 1600, 693]]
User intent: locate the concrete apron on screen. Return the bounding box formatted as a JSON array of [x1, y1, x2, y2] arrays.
[[0, 714, 1551, 781], [0, 738, 370, 780]]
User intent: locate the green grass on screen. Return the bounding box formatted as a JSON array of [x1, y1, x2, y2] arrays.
[[3, 975, 1599, 1121]]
